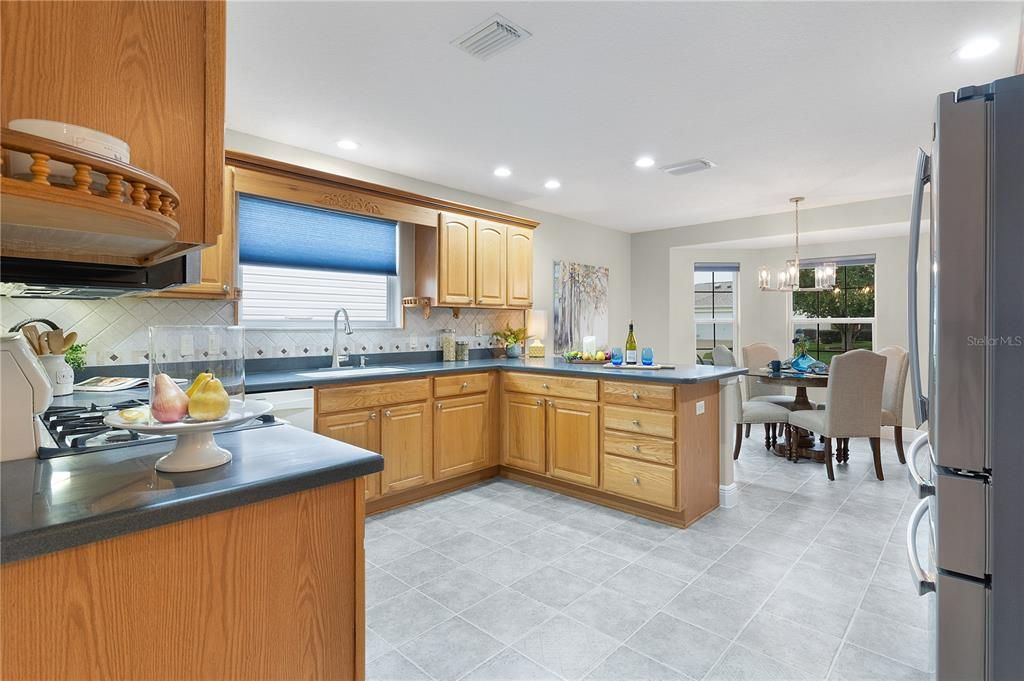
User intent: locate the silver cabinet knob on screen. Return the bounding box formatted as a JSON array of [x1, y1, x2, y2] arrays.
[[632, 445, 640, 452], [436, 403, 443, 410], [632, 391, 640, 400], [632, 477, 640, 485], [369, 412, 377, 420], [535, 399, 543, 405], [542, 383, 550, 389], [632, 419, 641, 426], [547, 401, 554, 407], [462, 381, 469, 389], [384, 409, 392, 418]]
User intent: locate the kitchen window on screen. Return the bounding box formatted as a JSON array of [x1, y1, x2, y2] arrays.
[[694, 263, 738, 364], [791, 256, 875, 364], [237, 194, 400, 329]]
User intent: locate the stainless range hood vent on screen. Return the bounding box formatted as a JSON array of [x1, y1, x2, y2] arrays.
[[452, 14, 531, 61]]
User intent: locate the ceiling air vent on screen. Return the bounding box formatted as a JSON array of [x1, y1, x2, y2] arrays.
[[452, 14, 532, 61], [660, 158, 716, 176]]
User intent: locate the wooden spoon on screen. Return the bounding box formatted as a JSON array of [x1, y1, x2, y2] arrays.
[[21, 325, 42, 355], [47, 329, 65, 355], [61, 331, 78, 353]]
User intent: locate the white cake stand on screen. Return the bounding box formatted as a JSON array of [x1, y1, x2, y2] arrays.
[[104, 399, 272, 473]]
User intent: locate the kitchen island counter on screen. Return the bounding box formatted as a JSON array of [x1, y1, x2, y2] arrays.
[[1, 423, 382, 564]]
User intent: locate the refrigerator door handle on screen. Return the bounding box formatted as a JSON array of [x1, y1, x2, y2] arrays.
[[907, 147, 931, 427], [906, 498, 936, 596], [906, 432, 935, 498]]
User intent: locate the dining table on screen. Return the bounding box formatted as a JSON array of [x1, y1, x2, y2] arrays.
[[749, 368, 830, 462]]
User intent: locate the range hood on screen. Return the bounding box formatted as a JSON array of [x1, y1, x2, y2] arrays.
[[0, 253, 200, 299]]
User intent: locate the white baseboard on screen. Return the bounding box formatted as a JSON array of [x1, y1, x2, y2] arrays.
[[719, 483, 739, 508]]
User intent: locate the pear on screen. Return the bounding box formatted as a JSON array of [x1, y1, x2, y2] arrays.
[[188, 377, 230, 421], [151, 373, 189, 423], [185, 371, 214, 398]]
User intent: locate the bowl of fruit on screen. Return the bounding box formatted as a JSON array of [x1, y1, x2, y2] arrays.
[[562, 350, 612, 364]]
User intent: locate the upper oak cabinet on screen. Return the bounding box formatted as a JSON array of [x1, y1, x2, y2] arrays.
[[422, 212, 534, 310], [437, 213, 476, 306], [0, 0, 225, 265]]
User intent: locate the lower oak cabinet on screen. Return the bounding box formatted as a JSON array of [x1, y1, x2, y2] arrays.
[[434, 393, 490, 480], [502, 391, 600, 488], [502, 393, 547, 474], [317, 402, 431, 498], [547, 399, 600, 487]]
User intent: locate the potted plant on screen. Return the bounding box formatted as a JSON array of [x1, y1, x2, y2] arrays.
[[492, 324, 527, 358]]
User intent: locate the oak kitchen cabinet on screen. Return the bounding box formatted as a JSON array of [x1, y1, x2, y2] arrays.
[[318, 409, 381, 500], [506, 225, 534, 307], [547, 399, 600, 488], [434, 393, 491, 480], [502, 393, 548, 474], [0, 0, 225, 263], [474, 220, 507, 306], [437, 213, 476, 305]]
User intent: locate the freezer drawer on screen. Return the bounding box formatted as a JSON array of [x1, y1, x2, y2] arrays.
[[935, 470, 989, 579], [936, 572, 989, 681]]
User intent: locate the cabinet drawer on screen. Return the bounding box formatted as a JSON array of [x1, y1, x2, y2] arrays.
[[603, 454, 676, 508], [434, 372, 492, 398], [602, 380, 675, 411], [604, 405, 675, 439], [603, 430, 676, 466], [503, 372, 598, 401], [318, 379, 430, 414]]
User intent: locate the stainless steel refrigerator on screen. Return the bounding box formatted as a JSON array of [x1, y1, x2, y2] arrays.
[[906, 72, 1023, 681]]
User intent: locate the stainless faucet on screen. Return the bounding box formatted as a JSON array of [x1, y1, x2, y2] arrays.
[[331, 307, 354, 368]]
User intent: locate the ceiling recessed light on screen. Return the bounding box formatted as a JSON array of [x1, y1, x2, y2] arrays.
[[634, 156, 655, 169], [957, 37, 999, 60], [660, 158, 716, 176], [544, 179, 561, 190], [493, 166, 512, 177], [336, 139, 359, 150]]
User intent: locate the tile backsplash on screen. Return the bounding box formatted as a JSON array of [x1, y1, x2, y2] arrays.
[[1, 297, 524, 367]]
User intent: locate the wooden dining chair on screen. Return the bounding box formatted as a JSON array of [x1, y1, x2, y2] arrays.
[[715, 346, 791, 456], [788, 349, 886, 480], [877, 345, 910, 464]]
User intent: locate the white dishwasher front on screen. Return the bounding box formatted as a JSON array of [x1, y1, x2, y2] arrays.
[[256, 388, 315, 432]]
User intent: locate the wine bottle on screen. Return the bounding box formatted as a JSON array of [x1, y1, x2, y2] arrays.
[[625, 321, 638, 364]]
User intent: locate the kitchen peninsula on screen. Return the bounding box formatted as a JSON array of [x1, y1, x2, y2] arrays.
[[0, 420, 383, 681], [255, 357, 746, 529]]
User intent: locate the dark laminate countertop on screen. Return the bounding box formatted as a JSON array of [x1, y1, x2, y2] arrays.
[[1, 424, 383, 564], [244, 357, 747, 393]]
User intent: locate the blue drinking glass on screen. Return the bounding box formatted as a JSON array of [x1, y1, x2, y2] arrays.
[[611, 347, 623, 366], [641, 347, 654, 366]]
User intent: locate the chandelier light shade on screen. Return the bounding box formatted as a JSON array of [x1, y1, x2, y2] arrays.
[[758, 196, 835, 293]]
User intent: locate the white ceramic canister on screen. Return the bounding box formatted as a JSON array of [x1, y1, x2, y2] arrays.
[[39, 354, 75, 396]]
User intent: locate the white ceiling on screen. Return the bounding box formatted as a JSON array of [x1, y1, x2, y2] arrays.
[[226, 2, 1021, 233]]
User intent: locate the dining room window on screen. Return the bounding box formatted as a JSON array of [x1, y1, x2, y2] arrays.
[[791, 257, 875, 364], [694, 263, 738, 364]]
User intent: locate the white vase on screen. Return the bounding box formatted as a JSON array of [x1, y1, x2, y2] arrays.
[[39, 354, 75, 396]]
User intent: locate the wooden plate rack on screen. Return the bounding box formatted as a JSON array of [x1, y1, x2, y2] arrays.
[[1, 128, 185, 265]]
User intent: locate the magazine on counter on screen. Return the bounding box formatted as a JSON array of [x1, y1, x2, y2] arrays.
[[74, 376, 187, 392]]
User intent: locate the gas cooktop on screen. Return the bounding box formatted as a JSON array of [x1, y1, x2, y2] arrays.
[[37, 399, 279, 459]]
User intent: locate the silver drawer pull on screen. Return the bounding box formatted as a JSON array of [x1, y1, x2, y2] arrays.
[[369, 412, 377, 420], [632, 445, 640, 452], [436, 403, 443, 410], [462, 381, 469, 389], [632, 419, 641, 426], [632, 476, 640, 485], [384, 409, 391, 418], [542, 383, 550, 389], [632, 391, 640, 400]]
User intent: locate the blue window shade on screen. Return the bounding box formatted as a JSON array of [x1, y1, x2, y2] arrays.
[[694, 262, 740, 273], [237, 194, 398, 276]]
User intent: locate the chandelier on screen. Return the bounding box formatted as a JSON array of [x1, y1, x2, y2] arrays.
[[757, 197, 836, 292]]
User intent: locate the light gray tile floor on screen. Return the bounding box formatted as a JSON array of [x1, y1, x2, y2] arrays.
[[365, 435, 933, 680]]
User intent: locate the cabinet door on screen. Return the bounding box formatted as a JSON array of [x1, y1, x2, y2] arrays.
[[153, 166, 238, 300], [475, 220, 507, 306], [317, 409, 381, 500], [547, 399, 600, 487], [507, 225, 534, 307], [502, 393, 547, 473], [434, 394, 490, 480], [438, 213, 475, 305], [380, 403, 431, 494]]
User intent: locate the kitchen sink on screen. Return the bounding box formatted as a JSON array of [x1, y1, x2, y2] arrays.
[[295, 366, 410, 379]]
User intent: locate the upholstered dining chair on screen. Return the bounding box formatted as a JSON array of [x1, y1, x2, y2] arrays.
[[742, 343, 798, 410], [788, 349, 886, 481], [715, 346, 791, 457], [877, 345, 910, 464]]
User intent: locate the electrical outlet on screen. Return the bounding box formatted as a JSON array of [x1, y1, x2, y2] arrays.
[[180, 335, 194, 358], [409, 337, 418, 351], [695, 400, 705, 415], [208, 334, 221, 357], [475, 322, 484, 336]]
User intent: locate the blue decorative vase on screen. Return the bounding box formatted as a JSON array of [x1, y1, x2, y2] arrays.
[[791, 351, 815, 373], [506, 344, 522, 358]]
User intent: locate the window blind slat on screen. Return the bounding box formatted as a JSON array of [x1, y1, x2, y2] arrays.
[[237, 194, 398, 275]]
